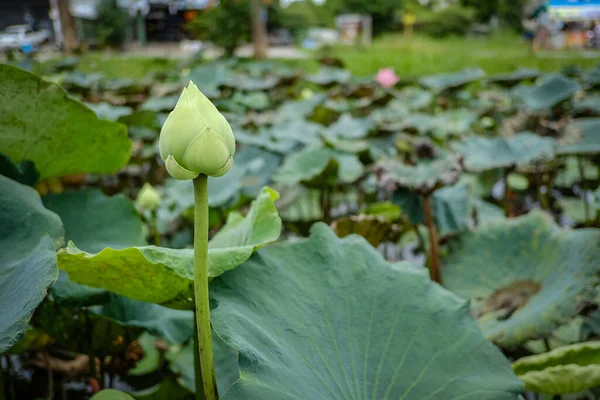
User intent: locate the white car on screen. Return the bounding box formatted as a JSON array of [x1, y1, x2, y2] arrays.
[[0, 25, 50, 50]]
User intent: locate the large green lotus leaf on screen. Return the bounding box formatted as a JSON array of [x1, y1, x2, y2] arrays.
[[1, 236, 58, 353], [0, 175, 62, 352], [420, 68, 485, 91], [513, 342, 600, 394], [395, 87, 434, 110], [0, 175, 64, 262], [141, 95, 179, 113], [430, 109, 478, 138], [0, 65, 131, 180], [167, 334, 239, 395], [558, 118, 600, 155], [273, 96, 325, 124], [443, 211, 600, 348], [43, 189, 146, 253], [378, 156, 462, 194], [271, 120, 322, 146], [43, 189, 146, 306], [306, 67, 351, 86], [488, 68, 541, 86], [331, 215, 402, 247], [556, 156, 599, 188], [86, 102, 133, 121], [454, 133, 555, 172], [274, 147, 364, 186], [61, 71, 103, 92], [101, 77, 149, 95], [58, 187, 282, 309], [236, 129, 297, 154], [520, 74, 581, 111], [92, 294, 194, 345], [327, 113, 376, 139], [391, 184, 472, 237], [210, 223, 523, 400], [188, 63, 230, 96], [232, 91, 270, 111], [573, 94, 600, 116]]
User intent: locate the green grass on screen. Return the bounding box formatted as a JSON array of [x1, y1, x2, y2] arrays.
[[34, 32, 600, 80], [35, 53, 180, 79], [77, 54, 180, 78], [325, 32, 600, 77]]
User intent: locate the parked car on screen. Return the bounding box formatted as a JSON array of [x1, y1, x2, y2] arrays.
[[0, 25, 50, 50]]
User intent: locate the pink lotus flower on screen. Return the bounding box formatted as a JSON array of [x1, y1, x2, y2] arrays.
[[376, 68, 399, 88]]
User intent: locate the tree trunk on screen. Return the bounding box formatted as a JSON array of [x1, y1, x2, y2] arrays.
[[250, 0, 267, 59], [56, 0, 79, 53]]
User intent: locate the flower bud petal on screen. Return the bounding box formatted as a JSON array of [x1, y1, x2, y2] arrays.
[[181, 127, 231, 176], [165, 154, 200, 180], [211, 157, 233, 177], [159, 102, 207, 163], [186, 82, 236, 155]]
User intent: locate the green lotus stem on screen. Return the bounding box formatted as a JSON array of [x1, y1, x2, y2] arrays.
[[577, 157, 590, 222], [193, 174, 218, 400], [422, 194, 441, 283]]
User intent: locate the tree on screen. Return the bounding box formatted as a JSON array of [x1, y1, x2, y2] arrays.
[[55, 0, 79, 53], [251, 0, 268, 59], [460, 0, 528, 31], [324, 0, 402, 35]]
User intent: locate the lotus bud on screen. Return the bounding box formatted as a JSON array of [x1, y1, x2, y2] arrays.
[[136, 183, 161, 211], [159, 81, 235, 180]]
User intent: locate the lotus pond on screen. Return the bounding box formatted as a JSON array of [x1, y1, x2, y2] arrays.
[[2, 56, 600, 400]]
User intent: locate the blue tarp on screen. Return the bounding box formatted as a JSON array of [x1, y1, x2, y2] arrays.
[[549, 0, 600, 20]]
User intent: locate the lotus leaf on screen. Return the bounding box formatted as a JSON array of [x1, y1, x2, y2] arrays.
[[521, 74, 580, 111], [395, 87, 434, 110], [101, 77, 148, 95], [188, 63, 229, 96], [573, 94, 600, 116], [58, 188, 282, 309], [420, 68, 485, 91], [232, 91, 270, 111], [210, 223, 524, 399], [488, 68, 541, 86], [0, 65, 131, 179], [43, 189, 146, 253], [558, 118, 600, 155], [141, 95, 179, 112], [378, 156, 462, 194], [513, 342, 600, 394], [167, 334, 239, 395], [391, 183, 473, 237], [307, 67, 351, 86], [331, 214, 402, 246], [274, 147, 364, 186], [443, 211, 600, 348], [0, 176, 62, 352], [43, 189, 146, 305], [454, 133, 555, 172], [86, 101, 133, 121], [328, 113, 376, 139]]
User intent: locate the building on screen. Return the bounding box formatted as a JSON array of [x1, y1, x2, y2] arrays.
[[0, 0, 211, 46]]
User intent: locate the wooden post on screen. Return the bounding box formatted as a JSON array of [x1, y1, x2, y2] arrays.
[[250, 0, 267, 59], [56, 0, 79, 53]]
